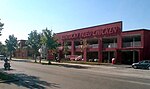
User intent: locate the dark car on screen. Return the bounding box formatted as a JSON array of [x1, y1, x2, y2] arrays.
[[132, 60, 150, 70]]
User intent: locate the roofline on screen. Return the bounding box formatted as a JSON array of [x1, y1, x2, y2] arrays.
[[122, 29, 150, 33], [56, 21, 122, 34]]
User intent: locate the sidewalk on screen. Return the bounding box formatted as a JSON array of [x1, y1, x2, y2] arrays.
[[11, 58, 131, 69]]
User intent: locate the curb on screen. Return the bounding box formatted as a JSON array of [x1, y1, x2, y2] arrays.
[[12, 58, 131, 68]]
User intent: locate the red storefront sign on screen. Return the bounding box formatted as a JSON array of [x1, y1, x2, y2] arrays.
[[59, 21, 122, 40]]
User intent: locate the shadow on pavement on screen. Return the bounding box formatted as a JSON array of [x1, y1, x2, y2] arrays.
[[0, 68, 60, 89], [42, 63, 90, 69]]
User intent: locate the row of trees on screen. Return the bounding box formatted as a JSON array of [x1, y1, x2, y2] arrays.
[[0, 20, 19, 60], [26, 28, 59, 63], [0, 19, 7, 55], [0, 19, 59, 63], [0, 19, 4, 36]]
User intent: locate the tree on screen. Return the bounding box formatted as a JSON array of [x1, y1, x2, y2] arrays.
[[41, 28, 59, 64], [0, 19, 5, 55], [63, 42, 69, 59], [26, 30, 41, 62], [0, 42, 7, 55], [80, 39, 88, 60], [5, 35, 18, 59], [0, 19, 4, 36]]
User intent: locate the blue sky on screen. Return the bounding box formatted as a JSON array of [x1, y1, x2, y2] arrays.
[[0, 0, 150, 43]]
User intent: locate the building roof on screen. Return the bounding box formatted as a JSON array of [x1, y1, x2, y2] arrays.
[[56, 21, 122, 34]]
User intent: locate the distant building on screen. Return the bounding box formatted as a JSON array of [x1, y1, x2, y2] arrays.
[[56, 21, 150, 64], [15, 40, 28, 59]]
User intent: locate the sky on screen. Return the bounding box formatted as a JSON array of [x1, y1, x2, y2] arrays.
[[0, 0, 150, 44]]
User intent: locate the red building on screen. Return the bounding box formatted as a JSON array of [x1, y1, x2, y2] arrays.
[[56, 21, 150, 64], [15, 40, 28, 59]]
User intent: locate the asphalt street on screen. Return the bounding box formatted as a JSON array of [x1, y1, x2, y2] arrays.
[[0, 59, 150, 89]]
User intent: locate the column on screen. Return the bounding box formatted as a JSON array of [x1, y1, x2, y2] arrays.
[[71, 40, 75, 55], [117, 35, 122, 49], [116, 35, 122, 64], [133, 51, 135, 63], [138, 49, 143, 62], [59, 42, 64, 60], [115, 50, 122, 64], [108, 51, 110, 63], [98, 38, 102, 63], [83, 48, 87, 62]]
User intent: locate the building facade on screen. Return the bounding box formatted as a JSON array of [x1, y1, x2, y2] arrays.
[[15, 40, 28, 59], [56, 21, 150, 64]]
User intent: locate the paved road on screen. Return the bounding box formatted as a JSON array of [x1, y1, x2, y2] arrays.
[[0, 59, 150, 89]]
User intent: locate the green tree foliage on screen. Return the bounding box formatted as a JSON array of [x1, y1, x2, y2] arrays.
[[0, 42, 7, 55], [0, 19, 6, 55], [5, 35, 17, 59], [63, 42, 69, 58], [0, 19, 4, 36], [26, 30, 41, 62], [80, 39, 87, 51], [41, 28, 59, 64], [41, 28, 59, 50]]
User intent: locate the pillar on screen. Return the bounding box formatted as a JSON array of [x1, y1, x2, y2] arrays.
[[71, 40, 75, 55], [116, 34, 122, 64], [98, 38, 102, 63], [83, 48, 87, 62], [115, 50, 122, 64], [117, 35, 122, 49], [138, 49, 143, 62], [133, 50, 135, 63]]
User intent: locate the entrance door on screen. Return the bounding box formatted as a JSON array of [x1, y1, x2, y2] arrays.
[[121, 50, 138, 64], [102, 51, 115, 63], [87, 52, 98, 62]]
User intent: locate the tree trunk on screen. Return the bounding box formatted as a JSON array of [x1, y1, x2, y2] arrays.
[[9, 52, 12, 60], [39, 56, 41, 63], [34, 54, 37, 63], [47, 54, 51, 64], [48, 60, 51, 64]]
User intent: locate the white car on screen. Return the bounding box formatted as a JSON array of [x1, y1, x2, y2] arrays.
[[0, 55, 5, 60], [75, 55, 82, 61]]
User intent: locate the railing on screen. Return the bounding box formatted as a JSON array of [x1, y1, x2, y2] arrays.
[[103, 43, 117, 48], [88, 44, 99, 48], [75, 45, 81, 49], [75, 44, 99, 49], [123, 41, 141, 48], [67, 46, 71, 49]]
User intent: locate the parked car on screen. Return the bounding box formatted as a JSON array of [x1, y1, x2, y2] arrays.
[[0, 55, 5, 60], [75, 55, 83, 61], [132, 60, 150, 70]]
